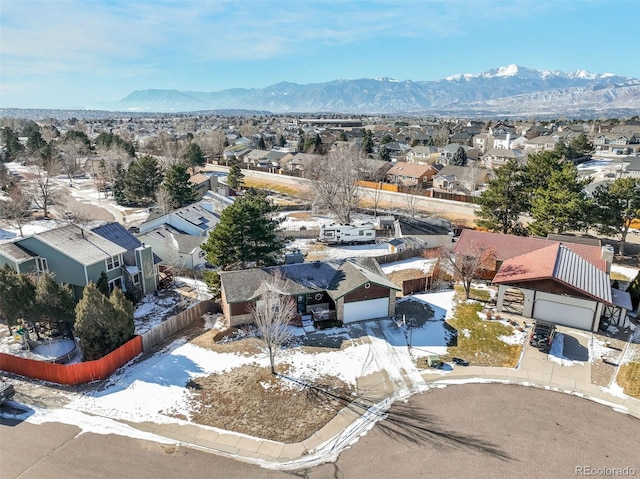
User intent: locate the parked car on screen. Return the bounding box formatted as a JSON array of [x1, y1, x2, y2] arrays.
[[529, 320, 556, 352]]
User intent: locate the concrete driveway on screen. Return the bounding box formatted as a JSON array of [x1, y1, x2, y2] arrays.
[[519, 325, 592, 389]]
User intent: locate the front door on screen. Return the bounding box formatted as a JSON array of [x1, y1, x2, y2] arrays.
[[297, 295, 306, 313]]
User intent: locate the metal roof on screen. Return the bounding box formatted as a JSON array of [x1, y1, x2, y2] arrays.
[[493, 244, 612, 305]]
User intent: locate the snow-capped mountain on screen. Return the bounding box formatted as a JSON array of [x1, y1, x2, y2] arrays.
[[90, 65, 640, 117]]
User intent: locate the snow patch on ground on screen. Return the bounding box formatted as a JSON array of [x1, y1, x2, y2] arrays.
[[499, 327, 526, 345], [381, 257, 437, 275]]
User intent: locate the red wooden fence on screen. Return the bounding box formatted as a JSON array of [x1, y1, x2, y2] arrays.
[[0, 336, 143, 385]]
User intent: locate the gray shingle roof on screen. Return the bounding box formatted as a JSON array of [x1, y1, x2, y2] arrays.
[[34, 224, 126, 266], [0, 242, 36, 263], [220, 257, 398, 304], [92, 222, 162, 265]]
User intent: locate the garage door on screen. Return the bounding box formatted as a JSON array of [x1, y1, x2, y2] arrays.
[[343, 297, 389, 324], [533, 299, 594, 330]]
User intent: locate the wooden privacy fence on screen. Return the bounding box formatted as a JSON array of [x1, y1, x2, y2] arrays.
[[141, 300, 216, 352], [0, 336, 143, 386], [1, 300, 217, 385]]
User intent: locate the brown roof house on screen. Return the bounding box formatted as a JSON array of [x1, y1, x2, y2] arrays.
[[386, 162, 438, 187], [453, 230, 630, 332], [219, 258, 400, 328]]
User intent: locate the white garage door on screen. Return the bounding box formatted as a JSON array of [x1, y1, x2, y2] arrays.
[[343, 297, 389, 324], [533, 300, 594, 330]]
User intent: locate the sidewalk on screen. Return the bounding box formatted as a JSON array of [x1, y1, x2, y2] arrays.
[[117, 358, 640, 467]]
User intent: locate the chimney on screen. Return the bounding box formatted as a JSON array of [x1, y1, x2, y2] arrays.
[[601, 245, 614, 273]]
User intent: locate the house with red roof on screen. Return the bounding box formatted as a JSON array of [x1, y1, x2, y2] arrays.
[[453, 230, 631, 332]]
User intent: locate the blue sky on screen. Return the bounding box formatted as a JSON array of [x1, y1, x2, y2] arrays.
[[1, 0, 639, 110]]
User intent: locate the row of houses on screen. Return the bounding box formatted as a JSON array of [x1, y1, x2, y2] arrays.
[[217, 229, 634, 331]]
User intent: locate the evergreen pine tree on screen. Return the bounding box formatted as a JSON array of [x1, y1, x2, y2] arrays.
[[124, 155, 164, 204], [96, 271, 110, 296], [201, 188, 286, 276], [74, 283, 113, 360], [529, 163, 590, 236], [112, 162, 127, 205], [0, 265, 35, 333], [163, 162, 197, 209], [107, 288, 135, 349], [227, 163, 244, 190], [182, 142, 206, 173], [475, 159, 529, 234], [451, 146, 468, 166], [34, 273, 76, 329]]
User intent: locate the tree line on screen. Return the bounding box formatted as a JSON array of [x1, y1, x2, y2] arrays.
[[0, 266, 135, 360], [475, 148, 640, 254]]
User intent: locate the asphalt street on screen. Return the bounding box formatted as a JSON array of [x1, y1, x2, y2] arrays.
[[2, 384, 638, 479]]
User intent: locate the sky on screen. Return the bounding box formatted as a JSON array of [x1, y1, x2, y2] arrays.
[[1, 0, 639, 110]]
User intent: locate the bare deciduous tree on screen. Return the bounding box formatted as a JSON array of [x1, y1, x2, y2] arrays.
[[249, 273, 297, 374], [403, 184, 423, 219], [58, 138, 90, 181], [440, 242, 496, 300], [366, 181, 385, 217], [0, 185, 32, 237], [29, 159, 62, 218], [306, 144, 366, 223], [196, 130, 226, 164]]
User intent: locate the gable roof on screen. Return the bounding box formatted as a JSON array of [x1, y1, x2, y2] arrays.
[[453, 229, 607, 272], [492, 243, 612, 304], [138, 224, 204, 255], [386, 162, 434, 178], [220, 257, 398, 304]]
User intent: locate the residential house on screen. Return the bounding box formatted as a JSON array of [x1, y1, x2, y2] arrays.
[[473, 133, 492, 154], [222, 144, 252, 164], [489, 123, 517, 136], [245, 149, 271, 168], [492, 134, 525, 150], [620, 156, 640, 178], [594, 133, 639, 154], [386, 162, 438, 187], [137, 203, 220, 237], [135, 202, 222, 270], [137, 224, 207, 270], [523, 136, 558, 155], [0, 224, 157, 299], [449, 132, 473, 146], [432, 165, 492, 193], [405, 146, 439, 165], [482, 148, 525, 169], [438, 144, 479, 164], [189, 173, 219, 200], [218, 257, 400, 327], [92, 222, 161, 299], [452, 229, 629, 331]]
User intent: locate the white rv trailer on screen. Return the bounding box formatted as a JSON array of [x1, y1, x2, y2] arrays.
[[318, 222, 376, 244]]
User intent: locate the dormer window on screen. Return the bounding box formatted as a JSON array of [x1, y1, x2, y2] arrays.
[[106, 255, 121, 271]]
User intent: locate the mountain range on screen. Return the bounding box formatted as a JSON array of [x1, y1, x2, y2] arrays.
[[90, 65, 640, 118]]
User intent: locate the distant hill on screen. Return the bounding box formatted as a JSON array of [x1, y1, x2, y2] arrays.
[[89, 65, 640, 118]]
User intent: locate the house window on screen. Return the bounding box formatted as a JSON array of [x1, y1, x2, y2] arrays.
[[106, 255, 121, 271], [36, 257, 48, 274], [108, 277, 123, 292], [132, 273, 141, 285]]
